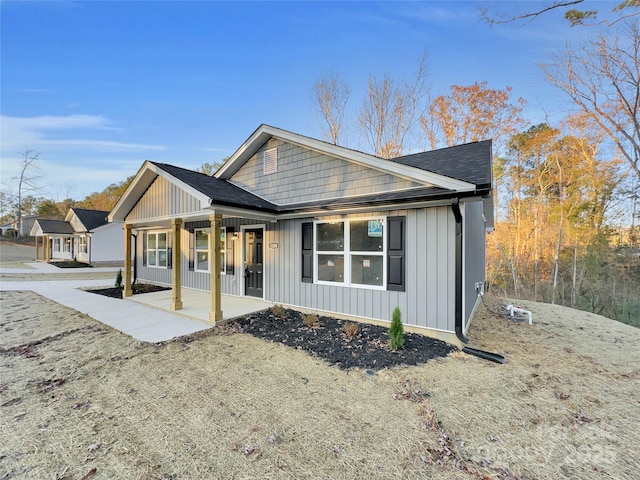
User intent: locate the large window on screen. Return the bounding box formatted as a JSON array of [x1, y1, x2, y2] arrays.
[[147, 232, 168, 268], [194, 227, 227, 273], [315, 218, 385, 289], [53, 238, 61, 252], [79, 236, 88, 254], [195, 228, 210, 272]]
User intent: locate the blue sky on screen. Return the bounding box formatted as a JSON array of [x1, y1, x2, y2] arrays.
[[1, 1, 610, 200]]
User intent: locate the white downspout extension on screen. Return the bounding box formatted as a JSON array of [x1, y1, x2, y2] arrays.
[[506, 304, 533, 325]]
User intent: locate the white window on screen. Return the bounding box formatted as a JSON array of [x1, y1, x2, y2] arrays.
[[63, 237, 71, 253], [220, 226, 227, 274], [79, 236, 88, 254], [147, 232, 168, 268], [53, 238, 61, 252], [263, 147, 277, 174], [315, 218, 386, 289], [195, 228, 210, 272]]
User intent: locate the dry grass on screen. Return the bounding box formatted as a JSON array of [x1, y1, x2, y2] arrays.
[[1, 291, 638, 480]]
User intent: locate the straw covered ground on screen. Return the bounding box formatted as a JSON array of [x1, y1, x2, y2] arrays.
[[1, 242, 639, 479], [1, 291, 638, 480]]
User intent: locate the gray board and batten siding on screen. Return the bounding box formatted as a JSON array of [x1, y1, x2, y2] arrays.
[[127, 175, 203, 222], [229, 138, 426, 205], [462, 199, 487, 332], [134, 208, 457, 334], [263, 209, 456, 332]]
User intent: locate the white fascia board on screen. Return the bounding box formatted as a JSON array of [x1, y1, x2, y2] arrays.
[[216, 124, 476, 192], [108, 161, 157, 222], [29, 222, 43, 236], [148, 163, 212, 207], [108, 161, 211, 223], [204, 204, 278, 222]]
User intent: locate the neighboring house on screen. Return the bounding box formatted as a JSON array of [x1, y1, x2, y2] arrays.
[[0, 221, 17, 237], [109, 125, 493, 346], [2, 215, 42, 237], [31, 208, 124, 265]]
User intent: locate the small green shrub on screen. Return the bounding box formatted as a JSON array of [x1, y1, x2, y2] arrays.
[[271, 304, 286, 319], [302, 313, 320, 328], [115, 269, 123, 288], [389, 306, 404, 350]]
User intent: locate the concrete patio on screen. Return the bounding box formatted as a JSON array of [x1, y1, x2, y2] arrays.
[[128, 287, 273, 324]]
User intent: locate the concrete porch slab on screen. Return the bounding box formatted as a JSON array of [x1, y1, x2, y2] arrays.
[[127, 287, 272, 323]]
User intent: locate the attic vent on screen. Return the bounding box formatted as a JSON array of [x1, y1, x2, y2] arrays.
[[263, 147, 278, 174]]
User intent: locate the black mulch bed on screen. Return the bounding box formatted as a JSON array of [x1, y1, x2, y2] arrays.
[[86, 287, 456, 370], [232, 309, 456, 371], [86, 284, 171, 299], [51, 261, 92, 268]]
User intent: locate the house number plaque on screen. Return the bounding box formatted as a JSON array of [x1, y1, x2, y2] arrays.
[[268, 242, 279, 249]]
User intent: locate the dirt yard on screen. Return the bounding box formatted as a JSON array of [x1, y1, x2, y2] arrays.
[[1, 250, 639, 479]]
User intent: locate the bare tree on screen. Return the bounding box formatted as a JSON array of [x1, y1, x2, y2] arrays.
[[358, 52, 429, 158], [541, 19, 640, 180], [312, 74, 351, 145], [13, 149, 42, 237], [479, 0, 639, 27]]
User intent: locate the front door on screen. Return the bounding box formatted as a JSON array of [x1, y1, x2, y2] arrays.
[[244, 228, 263, 298]]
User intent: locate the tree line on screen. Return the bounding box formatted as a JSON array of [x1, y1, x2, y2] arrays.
[[310, 17, 639, 326]]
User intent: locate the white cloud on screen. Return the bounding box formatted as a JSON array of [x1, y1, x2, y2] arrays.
[[0, 114, 164, 199], [0, 114, 165, 153]]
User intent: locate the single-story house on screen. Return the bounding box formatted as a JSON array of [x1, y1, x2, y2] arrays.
[[31, 208, 124, 265], [3, 214, 43, 237], [109, 124, 493, 346]]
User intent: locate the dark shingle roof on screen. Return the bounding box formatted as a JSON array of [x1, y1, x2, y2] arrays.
[[390, 140, 492, 189], [151, 162, 278, 213], [36, 219, 75, 235], [72, 208, 109, 231], [152, 140, 491, 215]]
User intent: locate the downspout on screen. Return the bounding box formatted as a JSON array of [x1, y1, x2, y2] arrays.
[[451, 198, 469, 344]]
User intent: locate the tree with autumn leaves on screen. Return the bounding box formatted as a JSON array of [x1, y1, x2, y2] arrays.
[[311, 19, 639, 324]]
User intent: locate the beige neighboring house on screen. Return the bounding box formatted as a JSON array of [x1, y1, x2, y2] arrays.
[[31, 208, 124, 266]]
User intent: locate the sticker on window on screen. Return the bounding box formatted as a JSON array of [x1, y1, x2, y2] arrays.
[[367, 220, 383, 237]]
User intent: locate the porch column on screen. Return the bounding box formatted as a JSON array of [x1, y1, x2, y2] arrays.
[[170, 218, 183, 310], [35, 236, 40, 261], [209, 213, 223, 323], [44, 235, 51, 262], [123, 224, 133, 298]]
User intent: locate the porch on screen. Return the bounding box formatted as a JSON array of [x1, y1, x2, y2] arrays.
[[128, 287, 273, 324]]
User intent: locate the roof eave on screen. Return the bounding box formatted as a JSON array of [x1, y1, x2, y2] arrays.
[[216, 124, 476, 192]]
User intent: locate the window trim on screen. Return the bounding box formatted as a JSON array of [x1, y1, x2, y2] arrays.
[[146, 231, 169, 269], [220, 226, 227, 275], [79, 236, 88, 254], [194, 227, 211, 273], [313, 217, 387, 291]]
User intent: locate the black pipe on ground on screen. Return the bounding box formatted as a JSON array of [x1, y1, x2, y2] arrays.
[[462, 347, 507, 364]]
